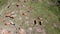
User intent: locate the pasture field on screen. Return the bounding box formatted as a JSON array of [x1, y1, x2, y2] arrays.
[[0, 0, 60, 34]]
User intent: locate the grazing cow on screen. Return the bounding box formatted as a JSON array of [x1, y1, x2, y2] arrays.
[[37, 16, 43, 25], [39, 21, 42, 25], [18, 0, 21, 2], [18, 27, 20, 29], [7, 5, 10, 8], [10, 21, 15, 26], [22, 11, 31, 16], [24, 0, 29, 2], [28, 6, 32, 10], [24, 0, 26, 2], [27, 11, 30, 12], [34, 20, 37, 25], [21, 4, 25, 8], [5, 12, 11, 17], [5, 15, 14, 19], [5, 22, 11, 26], [22, 12, 27, 16], [16, 4, 19, 7], [9, 15, 16, 19], [5, 12, 16, 19], [9, 16, 14, 19], [37, 16, 41, 20], [27, 11, 32, 13]]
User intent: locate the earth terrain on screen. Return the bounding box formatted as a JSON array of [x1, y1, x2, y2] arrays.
[[0, 0, 60, 34]]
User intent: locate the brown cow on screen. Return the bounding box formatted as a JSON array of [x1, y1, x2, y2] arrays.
[[34, 20, 37, 25], [16, 4, 19, 7], [37, 16, 43, 25]]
